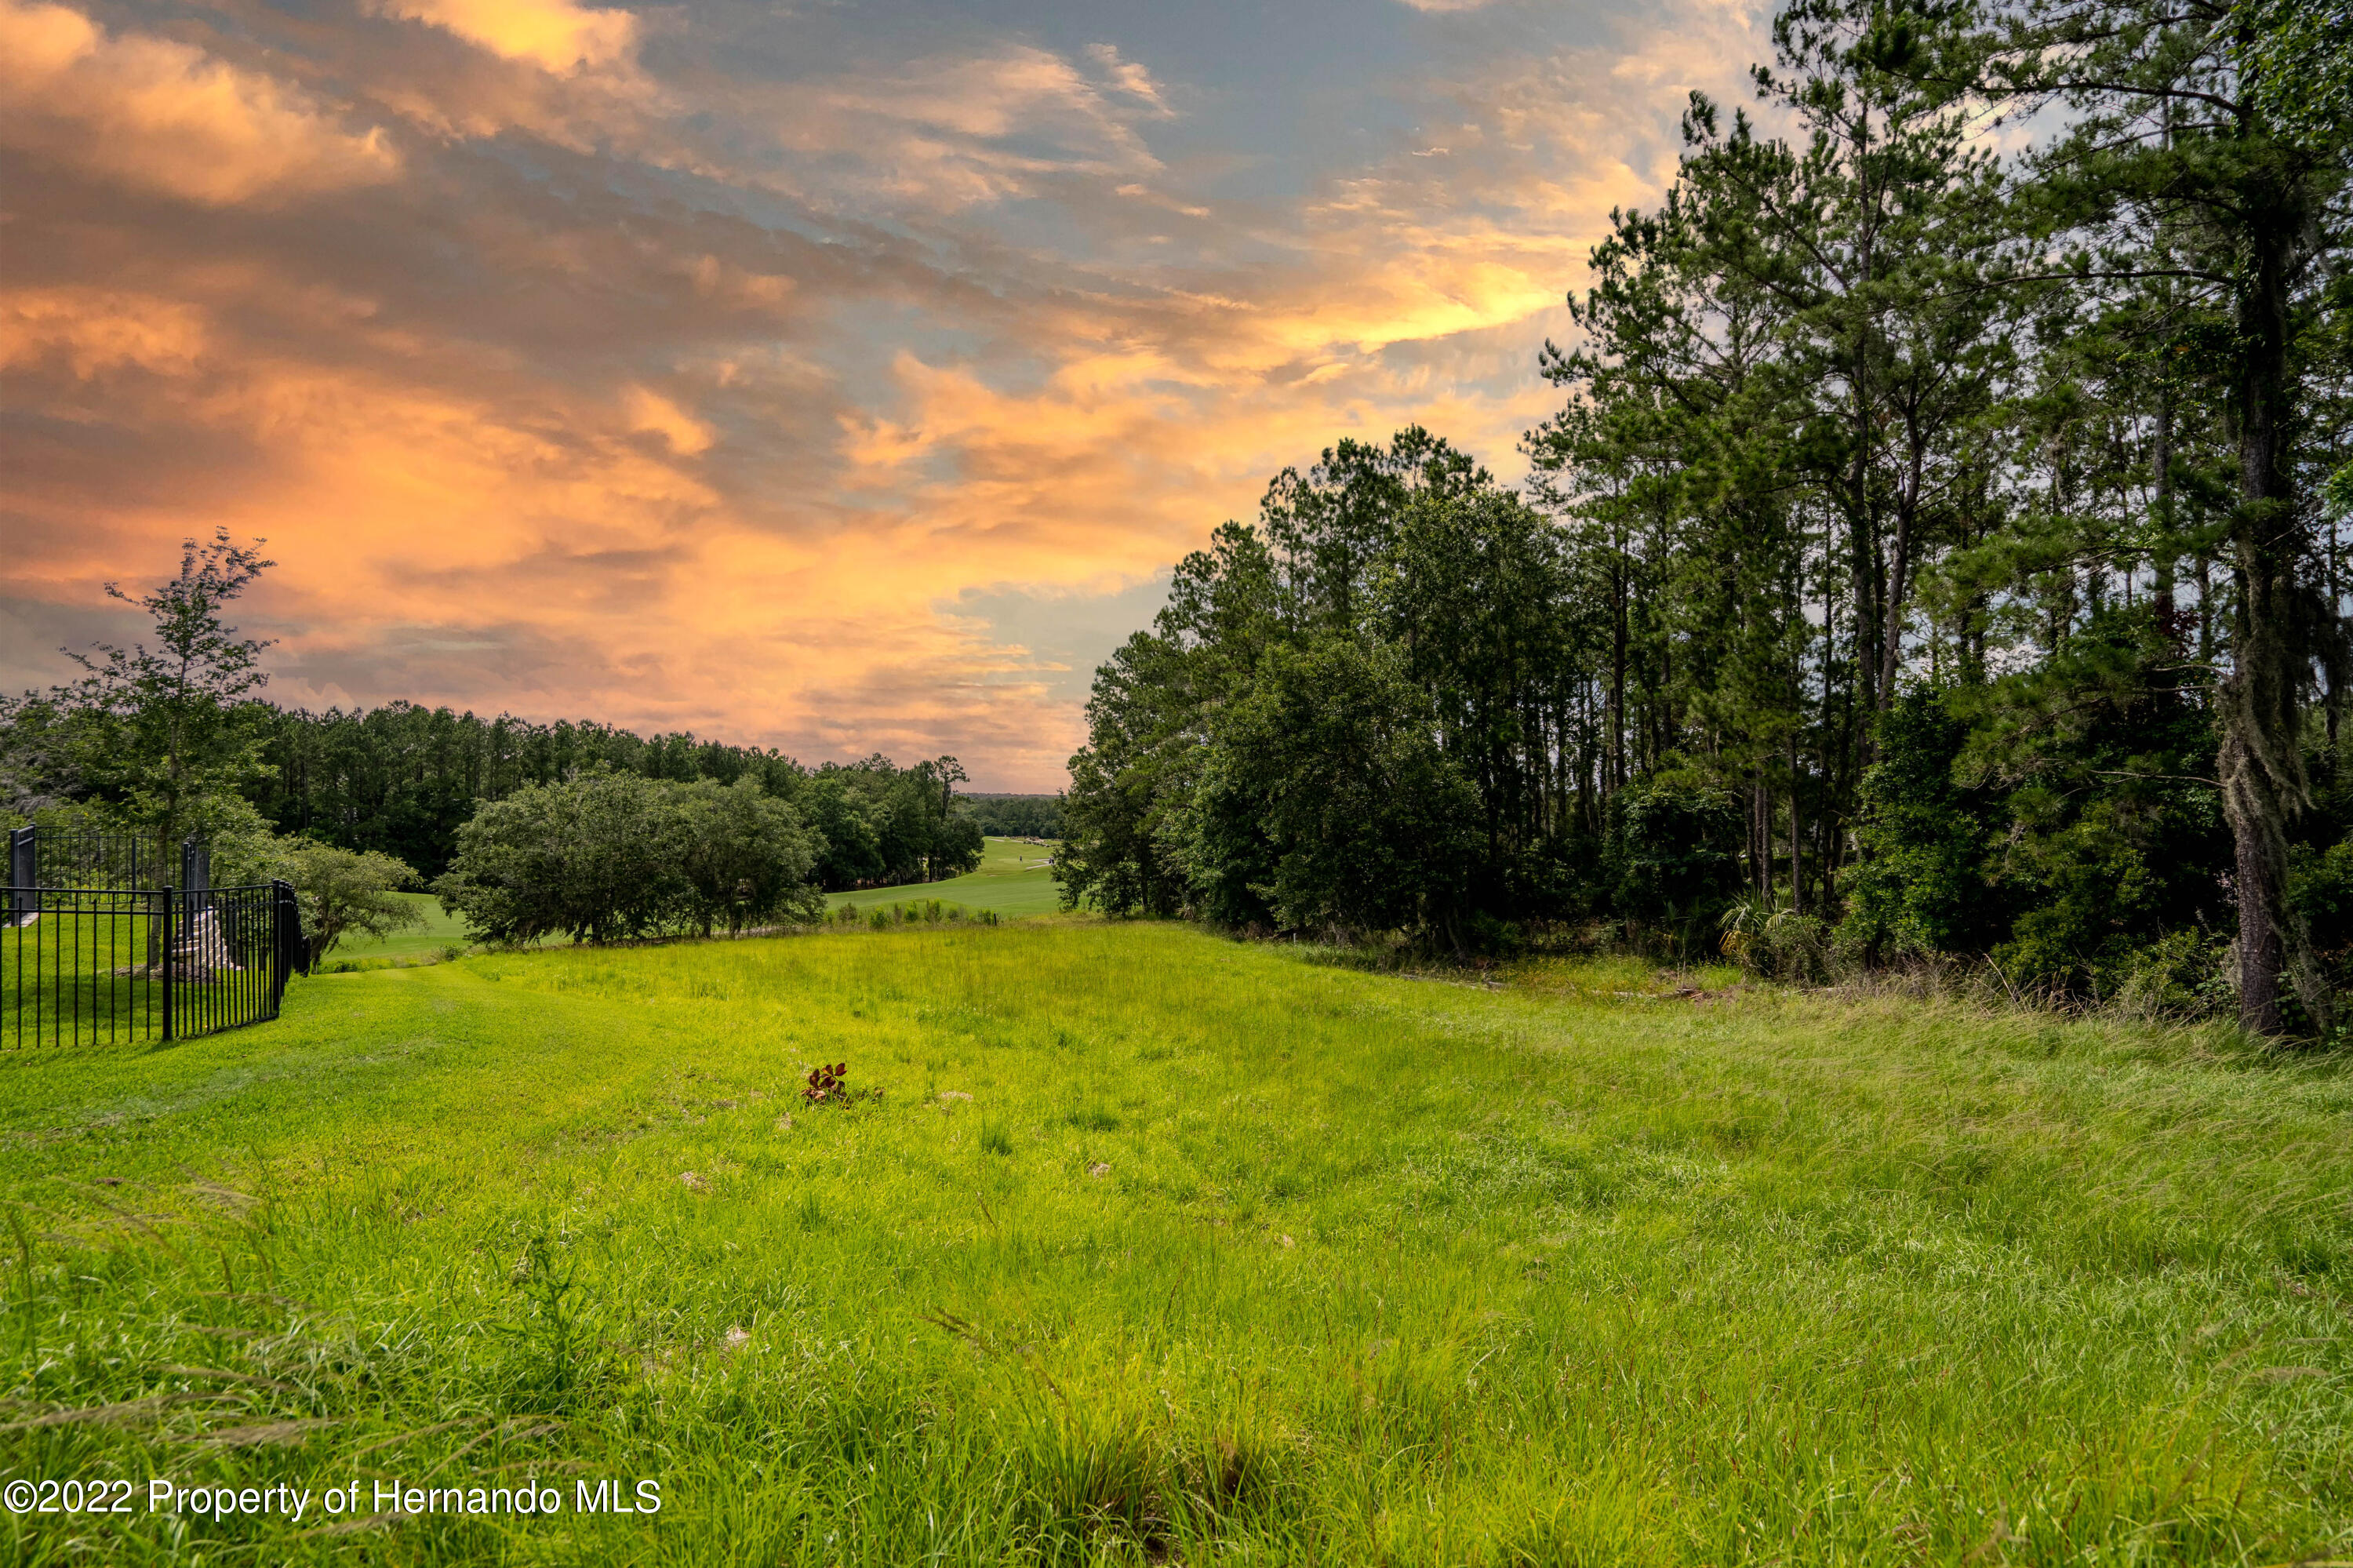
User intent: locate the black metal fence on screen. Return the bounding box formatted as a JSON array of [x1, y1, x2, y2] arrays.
[[6, 825, 211, 895], [1, 880, 303, 1049]]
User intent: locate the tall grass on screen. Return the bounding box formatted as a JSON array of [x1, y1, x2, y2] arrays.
[[1, 919, 2348, 1563]]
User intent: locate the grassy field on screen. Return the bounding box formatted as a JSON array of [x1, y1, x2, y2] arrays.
[[1, 920, 2348, 1564], [827, 836, 1062, 919]]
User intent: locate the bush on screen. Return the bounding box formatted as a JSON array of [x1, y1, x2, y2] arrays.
[[2106, 929, 2234, 1020], [1719, 894, 1831, 984], [2290, 836, 2353, 959]]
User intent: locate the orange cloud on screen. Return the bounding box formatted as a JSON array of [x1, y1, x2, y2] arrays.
[[625, 386, 715, 456], [0, 0, 398, 205], [0, 289, 210, 380], [374, 0, 637, 74], [755, 45, 1171, 210]]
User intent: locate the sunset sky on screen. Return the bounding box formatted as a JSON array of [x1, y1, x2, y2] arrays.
[[2, 0, 1764, 790]]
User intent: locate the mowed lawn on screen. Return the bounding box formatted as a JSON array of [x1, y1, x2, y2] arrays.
[[2, 922, 2349, 1565], [319, 891, 480, 969], [827, 836, 1062, 918]]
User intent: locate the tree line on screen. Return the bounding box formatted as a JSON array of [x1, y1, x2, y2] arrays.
[[244, 704, 984, 889], [434, 770, 827, 945], [960, 795, 1064, 839], [0, 534, 1009, 955], [1057, 0, 2353, 1037]]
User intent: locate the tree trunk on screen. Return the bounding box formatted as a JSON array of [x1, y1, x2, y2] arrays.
[[1878, 428, 1924, 709], [2152, 374, 2177, 624], [1787, 730, 1804, 917], [1609, 558, 1628, 794], [2218, 195, 2315, 1037]]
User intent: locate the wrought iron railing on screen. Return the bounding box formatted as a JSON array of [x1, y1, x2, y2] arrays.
[[1, 881, 302, 1049], [5, 824, 209, 895]]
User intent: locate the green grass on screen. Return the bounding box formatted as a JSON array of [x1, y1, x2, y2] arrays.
[[318, 893, 480, 970], [826, 835, 1063, 918], [2, 921, 2349, 1563]]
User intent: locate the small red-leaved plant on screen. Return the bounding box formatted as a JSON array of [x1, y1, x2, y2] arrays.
[[802, 1062, 882, 1106]]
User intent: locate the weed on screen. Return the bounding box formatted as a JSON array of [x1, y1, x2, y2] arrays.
[[501, 1229, 595, 1411], [802, 1061, 881, 1106]]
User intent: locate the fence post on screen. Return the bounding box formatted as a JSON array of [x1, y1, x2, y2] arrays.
[[7, 826, 33, 926], [160, 884, 175, 1043], [184, 839, 211, 965], [274, 878, 304, 988]]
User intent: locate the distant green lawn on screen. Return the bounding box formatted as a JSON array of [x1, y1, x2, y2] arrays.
[[827, 835, 1062, 918], [2, 920, 2348, 1563], [318, 890, 478, 969]]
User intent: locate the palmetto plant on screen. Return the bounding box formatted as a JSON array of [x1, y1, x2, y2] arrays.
[[1718, 891, 1795, 959]]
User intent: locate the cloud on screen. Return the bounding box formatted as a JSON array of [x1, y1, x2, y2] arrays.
[[625, 386, 715, 456], [0, 0, 398, 205], [0, 0, 1771, 788], [1084, 43, 1170, 111], [0, 289, 210, 380], [711, 44, 1176, 214], [373, 0, 638, 74]]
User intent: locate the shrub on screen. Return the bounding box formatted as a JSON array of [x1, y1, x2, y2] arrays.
[[2290, 836, 2353, 959], [1720, 894, 1831, 984], [2107, 929, 2233, 1020]]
